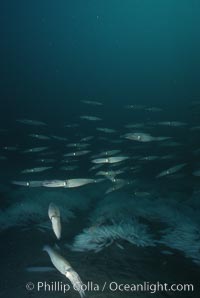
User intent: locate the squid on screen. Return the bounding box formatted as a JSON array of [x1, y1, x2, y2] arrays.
[[43, 245, 85, 297]]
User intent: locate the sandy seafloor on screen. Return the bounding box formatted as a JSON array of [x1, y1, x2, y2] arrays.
[[0, 186, 200, 298]]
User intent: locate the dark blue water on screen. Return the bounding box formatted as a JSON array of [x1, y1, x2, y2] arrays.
[[0, 1, 200, 297]]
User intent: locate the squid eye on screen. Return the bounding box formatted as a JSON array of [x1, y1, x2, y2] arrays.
[[65, 267, 72, 275]]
